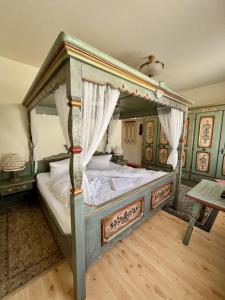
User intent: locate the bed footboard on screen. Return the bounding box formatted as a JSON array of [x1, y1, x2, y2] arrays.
[[85, 172, 176, 267]]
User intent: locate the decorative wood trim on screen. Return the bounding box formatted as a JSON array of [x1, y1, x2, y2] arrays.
[[70, 187, 83, 196], [146, 121, 154, 144], [22, 32, 193, 110], [101, 198, 144, 245], [145, 147, 153, 162], [69, 146, 83, 154], [67, 99, 82, 107], [151, 182, 173, 208]]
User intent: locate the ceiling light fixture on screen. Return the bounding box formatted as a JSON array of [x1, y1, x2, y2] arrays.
[[139, 55, 164, 77]]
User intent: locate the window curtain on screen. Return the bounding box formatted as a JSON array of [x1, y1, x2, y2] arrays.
[[30, 108, 39, 173], [105, 113, 120, 153], [54, 81, 120, 200], [55, 84, 70, 147], [157, 107, 184, 169]]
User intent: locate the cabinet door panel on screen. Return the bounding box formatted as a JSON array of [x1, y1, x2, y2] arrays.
[[156, 124, 171, 168], [191, 111, 223, 178], [216, 112, 225, 179], [142, 117, 158, 166]]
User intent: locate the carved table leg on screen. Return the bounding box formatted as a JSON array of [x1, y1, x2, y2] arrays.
[[183, 202, 202, 246]]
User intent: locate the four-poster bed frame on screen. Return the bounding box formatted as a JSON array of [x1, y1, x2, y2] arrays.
[[22, 32, 192, 300]]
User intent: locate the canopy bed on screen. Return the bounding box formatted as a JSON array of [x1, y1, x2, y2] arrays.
[[22, 32, 193, 300]]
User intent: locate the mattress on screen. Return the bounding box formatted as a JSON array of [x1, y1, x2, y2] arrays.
[[37, 173, 71, 234], [37, 167, 167, 234]]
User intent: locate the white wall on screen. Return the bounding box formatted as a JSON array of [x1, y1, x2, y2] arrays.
[[180, 80, 225, 107], [0, 56, 38, 163]]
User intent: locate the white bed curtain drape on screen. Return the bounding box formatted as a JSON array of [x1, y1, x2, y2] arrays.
[[105, 113, 120, 153], [54, 81, 120, 200], [157, 107, 184, 170], [82, 82, 120, 199], [30, 108, 39, 173], [55, 85, 70, 147]]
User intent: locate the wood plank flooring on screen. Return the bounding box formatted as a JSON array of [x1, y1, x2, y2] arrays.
[[6, 211, 225, 300]]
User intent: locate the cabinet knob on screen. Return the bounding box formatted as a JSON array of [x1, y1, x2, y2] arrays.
[[221, 148, 224, 154]]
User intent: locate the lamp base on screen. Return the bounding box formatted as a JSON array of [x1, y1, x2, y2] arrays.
[[10, 171, 21, 182]]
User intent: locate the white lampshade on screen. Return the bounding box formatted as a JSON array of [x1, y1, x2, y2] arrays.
[[139, 55, 164, 77], [2, 154, 25, 172]]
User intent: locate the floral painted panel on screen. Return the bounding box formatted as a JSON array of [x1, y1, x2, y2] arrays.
[[222, 155, 225, 176], [145, 147, 153, 162], [151, 182, 173, 208], [123, 121, 136, 144], [101, 198, 144, 245], [160, 127, 168, 145], [198, 116, 214, 148], [159, 148, 168, 164], [182, 150, 186, 168], [196, 152, 210, 172], [146, 121, 154, 144], [183, 119, 189, 146]]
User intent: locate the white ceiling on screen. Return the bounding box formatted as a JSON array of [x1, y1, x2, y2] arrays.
[[0, 0, 225, 91]]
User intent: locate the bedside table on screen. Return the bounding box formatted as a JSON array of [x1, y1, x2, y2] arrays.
[[0, 175, 35, 208]]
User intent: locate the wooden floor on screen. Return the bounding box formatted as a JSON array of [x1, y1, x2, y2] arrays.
[[6, 211, 225, 300]]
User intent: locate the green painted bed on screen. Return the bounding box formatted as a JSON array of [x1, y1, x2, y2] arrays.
[[22, 32, 192, 300]]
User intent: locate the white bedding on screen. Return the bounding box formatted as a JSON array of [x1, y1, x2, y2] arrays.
[[37, 173, 71, 234], [37, 164, 167, 234]]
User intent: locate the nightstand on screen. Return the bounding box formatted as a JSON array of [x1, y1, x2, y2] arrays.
[[0, 175, 35, 208]]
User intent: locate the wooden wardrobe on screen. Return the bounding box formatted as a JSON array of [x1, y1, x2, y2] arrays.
[[142, 104, 225, 182]]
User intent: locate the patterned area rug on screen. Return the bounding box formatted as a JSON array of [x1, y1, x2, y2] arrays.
[[0, 201, 64, 299], [163, 184, 219, 232]]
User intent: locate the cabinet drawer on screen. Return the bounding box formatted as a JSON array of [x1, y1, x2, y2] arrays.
[[0, 182, 33, 196]]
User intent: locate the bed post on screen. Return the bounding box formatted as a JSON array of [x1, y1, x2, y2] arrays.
[[173, 108, 188, 210], [67, 58, 86, 300]]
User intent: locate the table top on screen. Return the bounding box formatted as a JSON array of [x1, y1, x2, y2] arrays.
[[187, 179, 225, 211]]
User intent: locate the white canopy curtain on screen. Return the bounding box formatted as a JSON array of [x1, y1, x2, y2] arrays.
[[30, 108, 39, 173], [54, 81, 120, 201], [105, 113, 120, 153], [157, 107, 184, 170]]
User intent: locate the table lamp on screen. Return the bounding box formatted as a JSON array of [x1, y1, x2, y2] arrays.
[[2, 153, 25, 182]]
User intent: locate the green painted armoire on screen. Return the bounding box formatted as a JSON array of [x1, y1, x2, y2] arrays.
[[142, 104, 225, 181]]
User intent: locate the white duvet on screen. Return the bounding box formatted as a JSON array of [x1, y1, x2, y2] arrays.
[[50, 163, 167, 206]]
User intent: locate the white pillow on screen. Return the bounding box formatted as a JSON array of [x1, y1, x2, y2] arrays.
[[51, 174, 70, 207], [49, 158, 69, 184], [87, 155, 112, 170]]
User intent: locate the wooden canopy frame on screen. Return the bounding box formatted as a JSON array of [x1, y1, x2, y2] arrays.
[[22, 32, 193, 300]]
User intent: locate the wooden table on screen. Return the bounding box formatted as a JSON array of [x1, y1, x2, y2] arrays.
[[183, 179, 225, 245]]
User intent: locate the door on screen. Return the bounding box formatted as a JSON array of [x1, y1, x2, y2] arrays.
[[216, 112, 225, 179], [191, 111, 223, 178], [182, 113, 195, 177], [156, 123, 171, 168], [142, 117, 158, 166]]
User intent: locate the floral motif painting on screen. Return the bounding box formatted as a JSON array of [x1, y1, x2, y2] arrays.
[[222, 155, 225, 176], [145, 147, 153, 161], [159, 148, 168, 164], [123, 121, 136, 144], [183, 119, 189, 146], [198, 116, 214, 148], [196, 152, 210, 172], [160, 126, 168, 145], [146, 121, 154, 144], [101, 198, 144, 244], [151, 182, 173, 208]]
